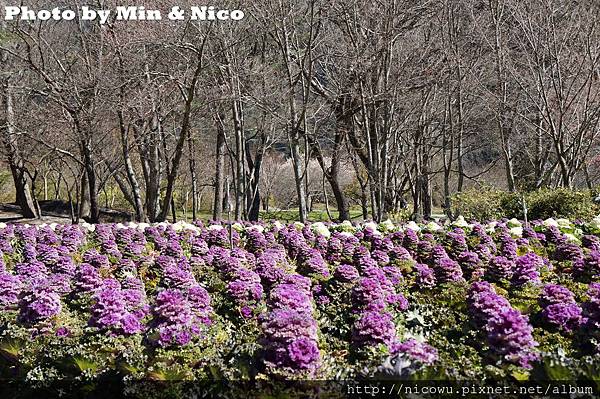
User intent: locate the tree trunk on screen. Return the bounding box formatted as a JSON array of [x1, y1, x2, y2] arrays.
[[246, 133, 265, 222], [213, 112, 226, 220], [78, 169, 91, 221], [0, 77, 39, 219], [421, 147, 432, 220], [331, 100, 351, 221], [82, 140, 100, 223], [290, 130, 308, 222], [158, 55, 204, 222], [119, 122, 145, 222], [232, 99, 245, 220], [187, 129, 198, 221]]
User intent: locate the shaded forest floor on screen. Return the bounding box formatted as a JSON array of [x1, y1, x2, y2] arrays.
[[0, 201, 131, 224], [0, 202, 367, 225], [0, 201, 445, 224]]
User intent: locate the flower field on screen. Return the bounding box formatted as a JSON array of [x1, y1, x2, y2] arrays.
[[1, 216, 600, 395]]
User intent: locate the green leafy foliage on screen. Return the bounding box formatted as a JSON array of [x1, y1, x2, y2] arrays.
[[453, 188, 600, 221]]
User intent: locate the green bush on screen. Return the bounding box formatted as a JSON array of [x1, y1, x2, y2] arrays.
[[452, 187, 599, 221], [451, 187, 509, 221], [524, 188, 599, 221]]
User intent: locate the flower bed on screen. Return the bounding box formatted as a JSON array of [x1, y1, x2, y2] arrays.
[[0, 216, 599, 394]]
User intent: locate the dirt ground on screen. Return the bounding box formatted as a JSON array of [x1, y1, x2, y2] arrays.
[[0, 202, 131, 225]]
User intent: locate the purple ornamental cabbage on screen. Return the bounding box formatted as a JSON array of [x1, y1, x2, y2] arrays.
[[297, 248, 330, 278], [541, 302, 584, 332], [334, 264, 360, 283], [554, 243, 584, 263], [352, 278, 387, 310], [390, 339, 438, 365], [18, 287, 62, 324], [485, 307, 539, 369], [287, 337, 320, 370], [352, 310, 396, 346], [582, 235, 600, 252], [498, 234, 518, 260], [389, 246, 413, 263], [0, 273, 22, 309], [457, 251, 482, 280], [512, 253, 542, 286], [486, 256, 514, 282], [583, 283, 600, 328], [414, 263, 436, 289], [467, 281, 511, 327], [539, 284, 576, 308], [73, 264, 103, 294], [269, 284, 311, 314], [433, 257, 464, 283], [261, 309, 320, 373]]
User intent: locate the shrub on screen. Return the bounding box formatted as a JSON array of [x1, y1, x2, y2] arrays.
[[524, 189, 599, 221], [451, 188, 510, 221], [452, 188, 600, 221]]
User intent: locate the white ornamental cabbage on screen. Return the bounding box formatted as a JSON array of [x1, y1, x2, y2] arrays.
[[172, 221, 190, 232], [232, 222, 245, 232], [379, 219, 395, 232], [556, 218, 573, 231], [273, 220, 284, 230], [80, 222, 95, 232], [509, 226, 523, 237], [588, 215, 600, 232], [543, 218, 559, 228], [247, 224, 264, 233], [311, 222, 331, 238], [507, 218, 522, 228], [208, 224, 224, 231], [425, 221, 442, 232], [405, 221, 421, 232], [363, 221, 378, 232], [337, 220, 356, 233], [452, 216, 470, 229], [135, 222, 150, 231], [564, 233, 580, 243], [184, 222, 200, 232], [293, 221, 305, 230], [401, 331, 427, 344]]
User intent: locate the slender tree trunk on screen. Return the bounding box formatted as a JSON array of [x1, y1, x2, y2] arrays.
[[246, 131, 266, 222], [119, 122, 145, 222], [331, 101, 351, 221], [158, 54, 204, 222], [43, 173, 48, 201], [213, 112, 226, 220], [81, 139, 100, 223], [421, 143, 432, 220], [137, 55, 163, 222], [490, 1, 516, 192], [443, 99, 453, 217], [290, 130, 308, 222], [0, 77, 39, 219], [232, 99, 245, 220], [78, 169, 91, 221], [187, 129, 198, 220], [171, 197, 177, 223]]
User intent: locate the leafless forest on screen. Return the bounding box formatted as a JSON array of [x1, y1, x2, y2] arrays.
[[1, 0, 599, 223]]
